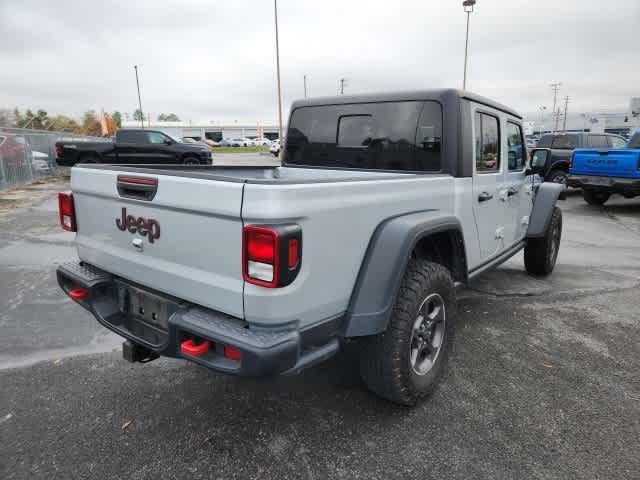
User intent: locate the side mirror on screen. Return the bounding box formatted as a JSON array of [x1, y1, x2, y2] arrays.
[[164, 139, 173, 146], [526, 148, 549, 176]]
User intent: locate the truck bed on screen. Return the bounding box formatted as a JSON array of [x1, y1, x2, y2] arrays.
[[77, 163, 421, 184]]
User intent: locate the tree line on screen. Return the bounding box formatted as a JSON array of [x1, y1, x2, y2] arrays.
[[0, 108, 181, 136]]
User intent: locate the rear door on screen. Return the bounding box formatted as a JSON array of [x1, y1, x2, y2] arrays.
[[503, 120, 531, 245], [71, 168, 246, 318], [471, 109, 507, 260], [115, 130, 150, 163]]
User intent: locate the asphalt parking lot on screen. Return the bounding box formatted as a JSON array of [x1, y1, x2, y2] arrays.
[[1, 174, 639, 479]]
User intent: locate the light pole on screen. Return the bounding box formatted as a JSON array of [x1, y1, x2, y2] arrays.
[[462, 0, 476, 91], [304, 74, 308, 98], [134, 65, 144, 129], [274, 0, 284, 142]]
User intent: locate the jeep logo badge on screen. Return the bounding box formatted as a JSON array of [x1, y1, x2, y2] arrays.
[[116, 207, 160, 243]]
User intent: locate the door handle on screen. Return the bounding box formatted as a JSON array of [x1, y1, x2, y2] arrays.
[[478, 192, 493, 202], [507, 187, 519, 197]]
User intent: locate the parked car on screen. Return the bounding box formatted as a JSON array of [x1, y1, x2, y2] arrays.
[[56, 89, 564, 405], [30, 150, 52, 173], [254, 137, 273, 147], [243, 138, 257, 147], [0, 133, 29, 169], [202, 139, 220, 148], [534, 132, 627, 185], [55, 129, 212, 166], [270, 139, 281, 156], [220, 138, 246, 147], [566, 129, 640, 205]]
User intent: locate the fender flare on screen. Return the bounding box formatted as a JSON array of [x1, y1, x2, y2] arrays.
[[343, 211, 466, 337], [527, 182, 564, 238]]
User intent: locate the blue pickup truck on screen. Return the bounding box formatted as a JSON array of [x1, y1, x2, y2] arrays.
[[568, 129, 640, 205]]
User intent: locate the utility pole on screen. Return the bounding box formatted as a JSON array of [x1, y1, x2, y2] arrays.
[[134, 65, 144, 129], [550, 82, 561, 133], [538, 106, 547, 134], [562, 96, 569, 132], [340, 78, 347, 95], [303, 75, 307, 98], [274, 0, 284, 142]]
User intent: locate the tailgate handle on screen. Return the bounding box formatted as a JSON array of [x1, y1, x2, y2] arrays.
[[117, 175, 158, 201]]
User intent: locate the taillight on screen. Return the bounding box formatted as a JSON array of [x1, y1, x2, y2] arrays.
[[243, 224, 302, 288], [58, 192, 76, 232], [55, 142, 63, 157]]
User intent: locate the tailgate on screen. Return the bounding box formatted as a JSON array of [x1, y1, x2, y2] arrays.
[[571, 149, 640, 178], [71, 167, 245, 318]]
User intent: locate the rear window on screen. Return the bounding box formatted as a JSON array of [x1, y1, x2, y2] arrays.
[[284, 101, 442, 172], [537, 134, 578, 149], [588, 135, 609, 148]]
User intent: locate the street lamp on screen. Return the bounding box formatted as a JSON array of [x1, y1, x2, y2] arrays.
[[134, 65, 144, 129], [274, 0, 284, 143], [462, 0, 476, 91]]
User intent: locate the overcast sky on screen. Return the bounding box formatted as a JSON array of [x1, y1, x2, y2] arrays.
[[1, 0, 638, 124]]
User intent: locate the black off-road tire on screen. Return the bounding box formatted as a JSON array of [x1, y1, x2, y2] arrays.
[[583, 189, 610, 206], [524, 206, 562, 276], [182, 156, 200, 165], [546, 169, 568, 186], [359, 259, 456, 406]]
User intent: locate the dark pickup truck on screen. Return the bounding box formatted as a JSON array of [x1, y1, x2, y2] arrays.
[[533, 132, 627, 185], [55, 129, 213, 166]]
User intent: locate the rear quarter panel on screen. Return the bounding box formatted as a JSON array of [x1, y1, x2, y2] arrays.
[[241, 175, 472, 329]]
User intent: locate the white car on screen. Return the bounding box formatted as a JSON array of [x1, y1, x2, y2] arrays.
[[270, 139, 281, 156], [242, 138, 256, 147], [31, 151, 51, 172], [254, 137, 273, 147]]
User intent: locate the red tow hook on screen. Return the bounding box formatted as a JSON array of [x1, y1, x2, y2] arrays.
[[68, 288, 88, 301], [180, 339, 210, 357]]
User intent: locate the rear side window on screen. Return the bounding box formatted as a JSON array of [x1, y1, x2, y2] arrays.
[[506, 122, 526, 171], [285, 101, 442, 172], [551, 135, 578, 149], [610, 136, 627, 148], [537, 135, 552, 148], [118, 130, 147, 143], [588, 135, 609, 148], [474, 112, 500, 173]]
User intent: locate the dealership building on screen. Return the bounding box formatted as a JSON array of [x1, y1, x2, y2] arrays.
[[120, 121, 281, 141]]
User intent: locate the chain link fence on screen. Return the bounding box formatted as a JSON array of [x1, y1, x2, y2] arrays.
[[0, 127, 104, 191]]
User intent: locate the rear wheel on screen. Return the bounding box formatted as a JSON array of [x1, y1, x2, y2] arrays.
[[359, 259, 455, 406], [583, 189, 610, 206], [525, 206, 562, 276], [546, 169, 568, 186], [182, 156, 200, 165]]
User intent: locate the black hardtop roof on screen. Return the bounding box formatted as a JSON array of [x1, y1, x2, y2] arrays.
[[290, 88, 521, 119]]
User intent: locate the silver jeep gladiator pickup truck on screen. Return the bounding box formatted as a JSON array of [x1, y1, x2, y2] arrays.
[[56, 89, 563, 405]]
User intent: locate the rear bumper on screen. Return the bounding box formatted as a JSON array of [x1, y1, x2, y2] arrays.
[[567, 175, 640, 193], [56, 261, 340, 376]]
